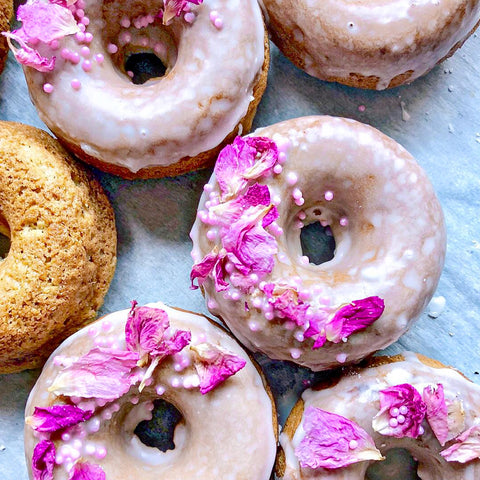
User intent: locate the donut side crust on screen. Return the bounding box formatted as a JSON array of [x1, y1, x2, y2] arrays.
[[0, 0, 13, 74], [0, 121, 117, 373]]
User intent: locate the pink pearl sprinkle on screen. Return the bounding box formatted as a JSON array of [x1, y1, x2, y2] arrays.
[[397, 414, 406, 424], [399, 405, 408, 415], [120, 16, 131, 28], [75, 31, 85, 43], [107, 43, 118, 54], [278, 152, 287, 164], [77, 0, 85, 8], [349, 440, 358, 450], [95, 446, 107, 459], [76, 8, 85, 18], [390, 407, 399, 417], [71, 79, 81, 90], [339, 217, 348, 227], [184, 12, 195, 23], [81, 16, 90, 26], [295, 197, 305, 206], [78, 23, 86, 32], [324, 190, 334, 201], [389, 418, 399, 427], [82, 60, 92, 72], [84, 32, 93, 43], [287, 172, 298, 185], [61, 48, 70, 59], [43, 83, 54, 93], [69, 52, 80, 64], [292, 188, 302, 200], [80, 46, 90, 57], [209, 10, 218, 21], [273, 164, 283, 174], [50, 39, 59, 50], [358, 104, 366, 112], [214, 18, 223, 29]]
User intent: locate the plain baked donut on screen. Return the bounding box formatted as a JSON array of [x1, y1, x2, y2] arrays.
[[0, 121, 116, 373], [0, 0, 12, 74], [277, 352, 480, 479], [6, 0, 268, 178], [24, 301, 277, 480], [261, 0, 480, 89], [190, 116, 446, 371]]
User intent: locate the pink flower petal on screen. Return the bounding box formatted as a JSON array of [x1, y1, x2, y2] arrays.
[[162, 0, 203, 24], [26, 405, 93, 432], [295, 406, 383, 470], [32, 440, 55, 480], [242, 137, 279, 180], [68, 462, 106, 480], [440, 425, 480, 463], [326, 296, 385, 343], [191, 249, 229, 292], [48, 348, 139, 400], [262, 283, 310, 326], [423, 384, 449, 446], [372, 384, 426, 438], [191, 343, 246, 394], [3, 32, 55, 72], [17, 0, 80, 43]]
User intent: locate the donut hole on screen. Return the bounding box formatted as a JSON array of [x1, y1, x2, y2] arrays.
[[0, 215, 11, 259], [365, 448, 420, 480], [124, 52, 168, 84], [134, 398, 183, 452], [300, 221, 336, 265]]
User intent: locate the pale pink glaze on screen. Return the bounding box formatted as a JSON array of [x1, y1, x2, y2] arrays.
[[261, 0, 480, 88], [24, 302, 277, 480], [190, 116, 446, 371], [279, 352, 480, 480], [23, 0, 265, 172]]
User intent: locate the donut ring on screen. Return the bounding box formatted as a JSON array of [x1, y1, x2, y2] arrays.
[[261, 0, 480, 89], [190, 116, 446, 371], [24, 302, 277, 480], [277, 352, 480, 479], [10, 0, 268, 178], [0, 121, 116, 373], [0, 0, 12, 74]]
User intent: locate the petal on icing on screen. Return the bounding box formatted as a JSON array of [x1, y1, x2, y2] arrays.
[[48, 348, 139, 400], [303, 312, 328, 349], [17, 0, 80, 43], [423, 384, 449, 446], [295, 406, 383, 470], [68, 462, 106, 480], [191, 343, 246, 394], [32, 440, 55, 480], [446, 398, 466, 442], [242, 136, 279, 180], [440, 425, 480, 463], [190, 249, 219, 290], [325, 296, 385, 343], [26, 405, 93, 432], [372, 384, 426, 438], [3, 32, 55, 72], [262, 283, 310, 326]]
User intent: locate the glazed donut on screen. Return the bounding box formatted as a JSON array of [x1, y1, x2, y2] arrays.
[[24, 301, 277, 480], [277, 352, 480, 479], [0, 0, 12, 74], [6, 0, 268, 178], [261, 0, 480, 89], [190, 116, 446, 371], [0, 121, 116, 373]]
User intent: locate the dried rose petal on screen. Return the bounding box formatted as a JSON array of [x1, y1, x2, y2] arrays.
[[440, 425, 480, 463], [423, 384, 449, 446], [191, 343, 246, 394], [446, 399, 466, 442], [3, 32, 55, 72], [372, 384, 426, 438], [32, 440, 55, 480], [17, 0, 79, 43], [26, 405, 93, 432], [163, 0, 202, 24], [303, 313, 328, 349], [68, 462, 106, 480], [262, 283, 310, 326], [48, 348, 139, 400], [295, 406, 383, 470], [325, 296, 384, 343], [242, 137, 279, 180]]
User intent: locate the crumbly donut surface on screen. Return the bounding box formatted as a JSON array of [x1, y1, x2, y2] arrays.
[[0, 121, 117, 373], [0, 0, 12, 74]]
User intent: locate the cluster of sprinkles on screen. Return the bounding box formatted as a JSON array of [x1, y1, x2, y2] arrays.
[[191, 135, 385, 360], [27, 302, 246, 480], [2, 0, 212, 93], [295, 381, 480, 470]]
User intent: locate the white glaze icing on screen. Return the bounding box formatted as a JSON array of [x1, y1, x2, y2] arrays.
[[24, 302, 277, 480], [279, 352, 480, 480], [23, 0, 265, 172], [261, 0, 480, 89], [190, 116, 446, 371]]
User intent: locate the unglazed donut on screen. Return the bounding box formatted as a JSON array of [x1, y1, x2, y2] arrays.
[[0, 121, 116, 373], [190, 116, 446, 371], [24, 301, 277, 480], [277, 352, 480, 479], [0, 0, 12, 74], [6, 0, 268, 178], [261, 0, 480, 89]]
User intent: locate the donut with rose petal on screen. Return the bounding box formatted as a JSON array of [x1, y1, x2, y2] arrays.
[[276, 352, 480, 480], [190, 116, 446, 371], [24, 301, 277, 480], [6, 0, 268, 178]]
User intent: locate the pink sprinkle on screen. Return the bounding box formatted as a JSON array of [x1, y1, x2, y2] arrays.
[[140, 37, 149, 47], [298, 211, 306, 220], [324, 190, 334, 201], [295, 197, 305, 206], [77, 0, 85, 8], [43, 83, 54, 94], [278, 152, 287, 164], [336, 353, 348, 363], [85, 444, 95, 455], [84, 32, 93, 43], [339, 217, 348, 227], [399, 405, 408, 415], [69, 52, 80, 64], [389, 418, 399, 427], [81, 16, 90, 26], [265, 311, 274, 320], [95, 446, 107, 459], [290, 348, 302, 359], [76, 8, 85, 18], [61, 48, 70, 59], [390, 407, 399, 417], [292, 188, 302, 200], [156, 385, 165, 395], [119, 32, 131, 45], [130, 397, 139, 405], [358, 104, 366, 112], [300, 256, 309, 265], [94, 54, 104, 64], [349, 440, 358, 450], [397, 414, 406, 424], [78, 23, 86, 32], [127, 70, 134, 78], [107, 43, 118, 54], [75, 31, 86, 43], [82, 60, 92, 72], [71, 79, 81, 90], [273, 164, 283, 174], [61, 433, 71, 442], [214, 18, 223, 29], [419, 426, 425, 435], [294, 331, 304, 342], [184, 12, 195, 23], [80, 46, 90, 58], [209, 10, 218, 21], [50, 39, 59, 50], [206, 229, 217, 241], [287, 172, 298, 185], [120, 16, 131, 28]]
